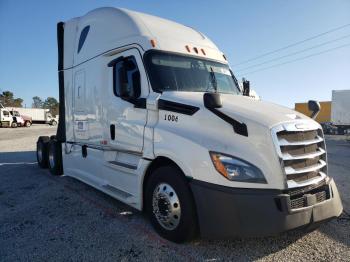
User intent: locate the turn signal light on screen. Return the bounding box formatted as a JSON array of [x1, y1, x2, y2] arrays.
[[210, 153, 229, 179]]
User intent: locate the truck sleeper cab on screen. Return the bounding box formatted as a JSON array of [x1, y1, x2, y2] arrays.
[[36, 7, 343, 242]]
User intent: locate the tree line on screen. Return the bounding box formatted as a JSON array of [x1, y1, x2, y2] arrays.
[[0, 91, 59, 116]]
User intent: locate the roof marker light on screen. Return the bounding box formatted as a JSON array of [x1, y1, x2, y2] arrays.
[[201, 48, 206, 55], [193, 47, 199, 54], [150, 39, 156, 47], [223, 54, 227, 60], [185, 45, 191, 52]]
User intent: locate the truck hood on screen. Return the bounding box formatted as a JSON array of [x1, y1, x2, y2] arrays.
[[159, 92, 310, 128]]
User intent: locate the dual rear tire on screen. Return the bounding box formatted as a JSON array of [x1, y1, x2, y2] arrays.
[[36, 136, 63, 175]]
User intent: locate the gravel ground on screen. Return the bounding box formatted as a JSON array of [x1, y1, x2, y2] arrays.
[[0, 126, 349, 261]]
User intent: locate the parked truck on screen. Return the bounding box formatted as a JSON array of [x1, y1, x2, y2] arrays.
[[0, 103, 23, 127], [10, 107, 58, 125], [0, 107, 19, 127], [331, 90, 350, 135], [36, 8, 343, 242]]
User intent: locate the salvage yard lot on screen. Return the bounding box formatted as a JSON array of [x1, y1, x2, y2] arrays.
[[0, 126, 349, 261]]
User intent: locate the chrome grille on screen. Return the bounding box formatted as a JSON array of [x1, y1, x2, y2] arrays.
[[272, 122, 328, 188]]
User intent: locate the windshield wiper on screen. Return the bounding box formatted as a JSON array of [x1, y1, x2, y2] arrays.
[[210, 67, 217, 93]]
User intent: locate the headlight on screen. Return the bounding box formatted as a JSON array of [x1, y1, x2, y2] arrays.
[[210, 152, 267, 183]]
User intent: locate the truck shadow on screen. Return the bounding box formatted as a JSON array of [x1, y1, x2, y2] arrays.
[[0, 151, 37, 164]]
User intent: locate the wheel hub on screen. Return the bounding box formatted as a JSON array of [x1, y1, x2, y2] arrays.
[[152, 183, 181, 230]]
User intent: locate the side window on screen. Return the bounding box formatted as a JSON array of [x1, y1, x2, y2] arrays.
[[113, 56, 141, 98], [78, 26, 90, 53], [3, 110, 9, 117]]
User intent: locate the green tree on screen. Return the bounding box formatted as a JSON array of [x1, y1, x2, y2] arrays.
[[0, 91, 14, 106], [32, 96, 43, 108], [13, 98, 23, 107], [43, 97, 59, 116], [0, 91, 23, 107]]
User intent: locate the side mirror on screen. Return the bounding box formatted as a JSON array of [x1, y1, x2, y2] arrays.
[[308, 100, 321, 119], [242, 79, 250, 96], [203, 92, 222, 108]]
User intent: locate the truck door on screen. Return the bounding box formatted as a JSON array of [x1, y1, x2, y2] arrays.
[[73, 70, 88, 140], [107, 49, 148, 153]]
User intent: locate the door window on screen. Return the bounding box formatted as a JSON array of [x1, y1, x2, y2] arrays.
[[3, 110, 9, 117], [112, 56, 141, 98]]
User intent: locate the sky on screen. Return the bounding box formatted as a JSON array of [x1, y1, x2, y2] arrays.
[[0, 0, 349, 108]]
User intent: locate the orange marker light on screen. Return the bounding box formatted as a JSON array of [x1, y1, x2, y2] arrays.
[[223, 54, 227, 60], [201, 48, 206, 55], [210, 153, 228, 179], [150, 39, 156, 47], [185, 45, 191, 52], [193, 47, 198, 54]]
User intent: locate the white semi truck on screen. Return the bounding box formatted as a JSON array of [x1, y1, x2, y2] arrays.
[[36, 8, 343, 242], [331, 90, 350, 134], [0, 108, 20, 127], [10, 107, 58, 125], [0, 103, 24, 127]]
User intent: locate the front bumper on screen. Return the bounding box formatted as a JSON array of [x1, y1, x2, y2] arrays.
[[190, 178, 343, 238]]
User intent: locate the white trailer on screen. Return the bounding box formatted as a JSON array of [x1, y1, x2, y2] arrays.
[[36, 7, 342, 242], [10, 107, 58, 125], [331, 90, 350, 134]]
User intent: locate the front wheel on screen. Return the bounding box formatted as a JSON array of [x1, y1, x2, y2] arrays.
[[11, 122, 17, 128], [145, 165, 198, 243], [51, 120, 57, 126], [25, 121, 31, 127]]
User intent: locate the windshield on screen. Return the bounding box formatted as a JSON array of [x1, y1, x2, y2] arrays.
[[144, 51, 241, 94], [10, 111, 20, 116]]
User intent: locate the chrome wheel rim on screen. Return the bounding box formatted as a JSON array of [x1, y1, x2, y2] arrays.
[[37, 145, 43, 162], [49, 148, 55, 168], [152, 183, 181, 230]]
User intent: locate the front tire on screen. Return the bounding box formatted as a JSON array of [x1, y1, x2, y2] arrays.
[[48, 139, 63, 176], [25, 121, 31, 127], [11, 122, 17, 128], [51, 120, 57, 126], [145, 165, 198, 243]]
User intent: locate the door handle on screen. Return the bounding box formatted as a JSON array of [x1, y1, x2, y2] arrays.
[[110, 124, 115, 140]]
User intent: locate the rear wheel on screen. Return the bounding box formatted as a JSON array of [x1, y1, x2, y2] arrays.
[[37, 136, 50, 168], [48, 139, 63, 176], [145, 165, 198, 243]]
